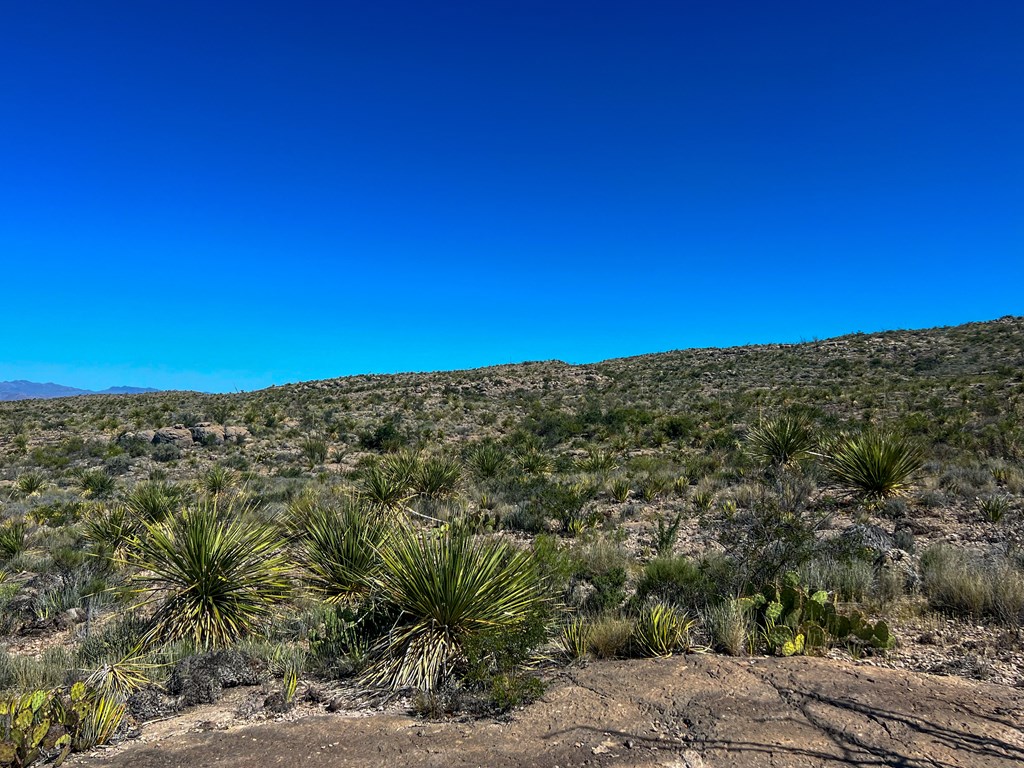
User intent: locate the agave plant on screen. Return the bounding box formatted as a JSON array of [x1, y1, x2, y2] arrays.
[[125, 500, 291, 648], [826, 430, 923, 501], [366, 529, 546, 692], [747, 415, 815, 468], [295, 498, 391, 604]]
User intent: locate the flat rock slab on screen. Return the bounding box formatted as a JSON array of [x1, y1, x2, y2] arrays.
[[74, 656, 1024, 768]]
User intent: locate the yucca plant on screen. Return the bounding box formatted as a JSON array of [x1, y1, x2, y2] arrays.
[[125, 500, 291, 648], [359, 464, 413, 511], [295, 498, 391, 604], [77, 468, 117, 498], [201, 465, 237, 497], [412, 455, 463, 500], [123, 481, 182, 523], [0, 519, 29, 559], [366, 529, 546, 692], [747, 415, 814, 468], [633, 603, 697, 657], [468, 441, 508, 480], [83, 504, 140, 565], [15, 471, 46, 496], [652, 511, 684, 557], [826, 430, 923, 501], [515, 448, 552, 476]]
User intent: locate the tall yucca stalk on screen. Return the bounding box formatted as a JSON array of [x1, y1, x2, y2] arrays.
[[126, 500, 291, 648], [826, 431, 923, 500], [296, 498, 391, 604], [367, 530, 545, 692]]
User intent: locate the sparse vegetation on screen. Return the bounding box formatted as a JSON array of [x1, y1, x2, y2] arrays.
[[0, 316, 1021, 752]]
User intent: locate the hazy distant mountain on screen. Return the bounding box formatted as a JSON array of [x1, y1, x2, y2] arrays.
[[0, 381, 159, 401]]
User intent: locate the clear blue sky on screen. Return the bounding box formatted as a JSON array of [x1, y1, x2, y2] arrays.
[[2, 1, 1021, 392]]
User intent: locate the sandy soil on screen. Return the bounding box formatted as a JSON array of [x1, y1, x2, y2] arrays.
[[71, 655, 1024, 768]]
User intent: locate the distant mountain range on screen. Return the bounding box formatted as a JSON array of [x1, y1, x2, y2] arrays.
[[0, 381, 160, 401]]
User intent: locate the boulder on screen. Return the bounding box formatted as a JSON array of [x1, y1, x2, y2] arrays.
[[167, 650, 268, 706], [224, 425, 250, 444], [118, 429, 156, 445], [876, 548, 920, 594], [153, 426, 194, 448], [190, 422, 226, 445]]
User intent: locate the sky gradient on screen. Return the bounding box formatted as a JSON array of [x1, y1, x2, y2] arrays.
[[3, 1, 1022, 392]]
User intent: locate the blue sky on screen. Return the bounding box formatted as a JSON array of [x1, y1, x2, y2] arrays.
[[2, 1, 1021, 392]]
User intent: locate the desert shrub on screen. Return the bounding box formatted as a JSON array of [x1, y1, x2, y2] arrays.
[[103, 454, 132, 476], [366, 529, 546, 692], [826, 430, 923, 500], [633, 556, 714, 609], [716, 490, 823, 592], [460, 609, 548, 714], [920, 544, 1024, 624], [586, 615, 633, 659], [798, 556, 874, 602], [151, 443, 182, 462], [126, 500, 291, 647], [704, 599, 754, 656], [300, 436, 329, 467], [358, 419, 405, 452], [575, 537, 630, 613]]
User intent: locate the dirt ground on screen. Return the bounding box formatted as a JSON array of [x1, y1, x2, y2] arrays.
[[72, 655, 1024, 768]]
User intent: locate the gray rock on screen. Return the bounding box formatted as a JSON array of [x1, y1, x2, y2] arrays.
[[190, 422, 226, 445], [876, 548, 920, 594], [167, 650, 269, 706], [224, 425, 250, 444], [154, 426, 194, 448], [841, 523, 894, 555]]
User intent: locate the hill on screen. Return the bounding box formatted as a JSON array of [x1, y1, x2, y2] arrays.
[[0, 315, 1022, 767]]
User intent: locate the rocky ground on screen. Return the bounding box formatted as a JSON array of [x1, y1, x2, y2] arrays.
[[72, 655, 1024, 768]]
